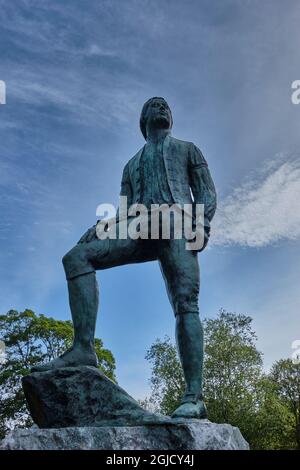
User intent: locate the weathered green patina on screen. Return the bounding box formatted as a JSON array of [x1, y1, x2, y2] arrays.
[[32, 97, 217, 420]]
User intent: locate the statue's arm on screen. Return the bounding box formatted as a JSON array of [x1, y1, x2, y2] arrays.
[[188, 143, 217, 241]]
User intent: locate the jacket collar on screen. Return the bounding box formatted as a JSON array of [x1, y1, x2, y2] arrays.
[[136, 134, 171, 167]]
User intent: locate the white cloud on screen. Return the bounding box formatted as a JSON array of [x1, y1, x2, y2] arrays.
[[211, 154, 300, 247], [86, 44, 116, 57], [4, 65, 145, 130]]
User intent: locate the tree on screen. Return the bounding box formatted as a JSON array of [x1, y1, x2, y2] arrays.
[[0, 309, 116, 438], [144, 310, 264, 445], [252, 375, 296, 450], [145, 335, 185, 414], [269, 359, 300, 449], [143, 310, 300, 449], [203, 309, 263, 443]]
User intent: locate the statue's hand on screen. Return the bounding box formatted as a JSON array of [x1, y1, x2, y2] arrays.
[[198, 227, 210, 252], [77, 225, 97, 244], [191, 218, 210, 252]]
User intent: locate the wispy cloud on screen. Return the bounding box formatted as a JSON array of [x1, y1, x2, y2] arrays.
[[4, 65, 146, 130], [85, 44, 117, 58], [211, 155, 300, 247], [0, 1, 154, 130]]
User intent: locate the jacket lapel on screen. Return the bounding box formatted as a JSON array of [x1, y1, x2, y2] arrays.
[[163, 134, 171, 160], [136, 145, 145, 168]]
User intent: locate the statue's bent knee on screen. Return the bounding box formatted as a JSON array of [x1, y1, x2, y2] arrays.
[[62, 245, 95, 280]]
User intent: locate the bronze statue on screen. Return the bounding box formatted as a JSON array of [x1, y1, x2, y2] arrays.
[[33, 97, 217, 419]]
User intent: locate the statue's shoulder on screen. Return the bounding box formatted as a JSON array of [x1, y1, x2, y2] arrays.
[[169, 136, 194, 152], [169, 135, 194, 149]]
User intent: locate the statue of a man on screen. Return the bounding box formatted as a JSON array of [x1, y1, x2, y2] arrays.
[[33, 97, 217, 419]]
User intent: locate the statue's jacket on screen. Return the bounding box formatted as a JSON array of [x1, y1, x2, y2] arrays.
[[119, 135, 217, 233]]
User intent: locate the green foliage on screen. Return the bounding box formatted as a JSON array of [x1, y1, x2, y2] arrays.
[[251, 375, 296, 449], [203, 309, 263, 444], [144, 309, 298, 450], [0, 309, 116, 438], [94, 337, 116, 381], [269, 359, 300, 449], [145, 336, 185, 415]]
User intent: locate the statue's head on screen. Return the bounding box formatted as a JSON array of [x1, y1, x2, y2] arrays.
[[140, 97, 173, 140]]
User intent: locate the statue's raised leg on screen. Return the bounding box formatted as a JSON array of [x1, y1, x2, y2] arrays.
[[32, 236, 156, 372]]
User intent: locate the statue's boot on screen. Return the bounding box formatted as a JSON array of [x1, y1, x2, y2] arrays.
[[172, 312, 207, 419], [171, 393, 207, 419], [31, 347, 98, 372], [32, 272, 99, 372]]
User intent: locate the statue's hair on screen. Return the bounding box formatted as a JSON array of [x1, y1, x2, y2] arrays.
[[139, 97, 173, 140]]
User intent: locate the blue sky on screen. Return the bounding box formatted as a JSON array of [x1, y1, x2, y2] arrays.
[[0, 0, 300, 399]]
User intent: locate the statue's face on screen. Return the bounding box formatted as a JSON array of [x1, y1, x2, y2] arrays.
[[144, 98, 172, 131]]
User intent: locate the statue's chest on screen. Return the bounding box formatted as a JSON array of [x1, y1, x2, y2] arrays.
[[140, 144, 165, 179]]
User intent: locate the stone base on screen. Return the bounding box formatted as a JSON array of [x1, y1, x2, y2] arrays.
[[9, 365, 249, 450], [0, 421, 249, 450], [22, 366, 169, 428]]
